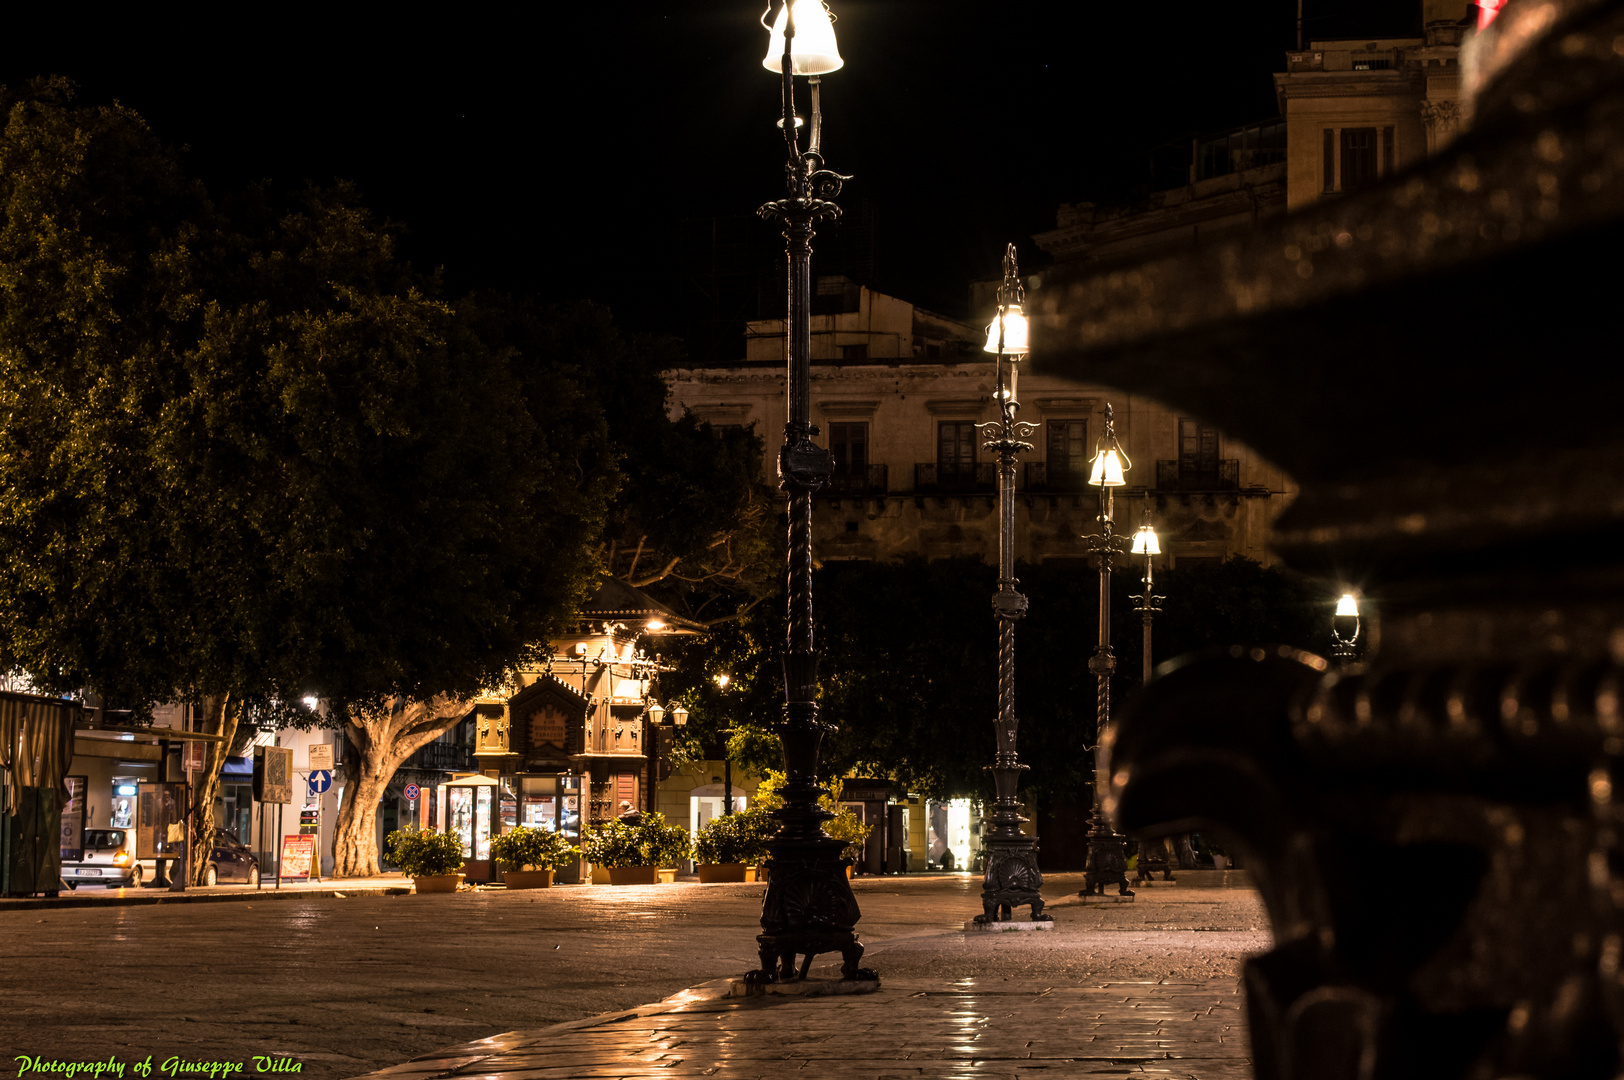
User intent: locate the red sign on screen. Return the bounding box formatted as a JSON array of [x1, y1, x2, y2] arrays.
[[183, 740, 206, 773], [280, 834, 315, 881]]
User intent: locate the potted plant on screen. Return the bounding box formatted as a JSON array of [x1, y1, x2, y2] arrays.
[[489, 826, 578, 889], [750, 770, 871, 879], [693, 806, 776, 883], [386, 828, 465, 893], [582, 812, 692, 885]]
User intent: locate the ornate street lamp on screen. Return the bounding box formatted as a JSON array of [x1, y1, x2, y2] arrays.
[[971, 245, 1052, 927], [1082, 404, 1136, 898], [1128, 506, 1175, 885], [1332, 592, 1361, 667], [748, 0, 872, 985]]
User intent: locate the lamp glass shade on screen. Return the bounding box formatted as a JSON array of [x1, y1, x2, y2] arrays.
[[645, 618, 666, 632], [1089, 448, 1127, 487], [1336, 593, 1359, 617], [763, 1, 844, 75], [672, 704, 689, 727], [647, 702, 665, 725], [982, 304, 1030, 354], [1132, 525, 1161, 555]]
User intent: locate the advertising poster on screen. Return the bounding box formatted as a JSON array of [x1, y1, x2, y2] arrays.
[[60, 776, 86, 863], [279, 834, 314, 881]]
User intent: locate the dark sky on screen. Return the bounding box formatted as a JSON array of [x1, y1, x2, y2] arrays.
[[4, 1, 1421, 329]]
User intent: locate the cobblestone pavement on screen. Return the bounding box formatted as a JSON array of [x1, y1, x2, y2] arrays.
[[363, 977, 1252, 1080], [0, 874, 1268, 1079]]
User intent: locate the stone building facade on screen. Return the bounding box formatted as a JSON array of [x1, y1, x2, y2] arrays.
[[669, 279, 1295, 572]]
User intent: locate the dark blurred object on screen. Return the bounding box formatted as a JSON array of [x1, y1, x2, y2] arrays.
[[1034, 0, 1624, 1076]]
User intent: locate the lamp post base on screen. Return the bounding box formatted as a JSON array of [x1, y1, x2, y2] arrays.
[[748, 834, 877, 984], [974, 837, 1052, 923], [1082, 817, 1135, 898]]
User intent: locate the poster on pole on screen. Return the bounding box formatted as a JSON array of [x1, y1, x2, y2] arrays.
[[279, 834, 314, 881], [254, 746, 293, 804], [307, 743, 333, 771], [182, 739, 206, 774]]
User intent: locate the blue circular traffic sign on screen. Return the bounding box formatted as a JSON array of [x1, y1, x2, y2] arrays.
[[307, 769, 333, 795]]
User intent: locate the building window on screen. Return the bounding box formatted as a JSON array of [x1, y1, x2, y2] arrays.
[[1341, 127, 1378, 191], [1179, 418, 1221, 485], [938, 421, 977, 482], [840, 343, 869, 362], [1382, 125, 1395, 175], [1046, 419, 1089, 486], [1323, 129, 1336, 192], [829, 422, 868, 476]]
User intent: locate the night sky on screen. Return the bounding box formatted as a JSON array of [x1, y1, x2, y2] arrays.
[[5, 1, 1420, 331]]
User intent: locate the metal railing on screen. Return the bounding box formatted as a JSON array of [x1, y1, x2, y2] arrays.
[[406, 742, 474, 773], [823, 464, 888, 496], [1155, 459, 1241, 491], [1024, 462, 1093, 492], [915, 462, 997, 493]]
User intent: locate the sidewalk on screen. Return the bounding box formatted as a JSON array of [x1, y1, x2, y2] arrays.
[[355, 887, 1259, 1080], [0, 874, 413, 910]]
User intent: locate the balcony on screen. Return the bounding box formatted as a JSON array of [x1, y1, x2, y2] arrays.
[[823, 464, 888, 497], [407, 741, 474, 773], [1155, 459, 1240, 491], [1024, 462, 1093, 492], [915, 462, 996, 494]]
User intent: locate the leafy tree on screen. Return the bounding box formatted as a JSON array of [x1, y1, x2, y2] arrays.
[[0, 81, 613, 881]]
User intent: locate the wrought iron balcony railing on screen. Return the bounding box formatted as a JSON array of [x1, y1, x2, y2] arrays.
[[1023, 462, 1093, 492], [915, 462, 997, 493], [822, 464, 888, 497], [1155, 459, 1241, 491]]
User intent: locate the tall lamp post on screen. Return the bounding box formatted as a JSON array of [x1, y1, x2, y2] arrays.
[[972, 245, 1052, 927], [1082, 404, 1135, 898], [1128, 506, 1175, 884], [748, 0, 873, 985]]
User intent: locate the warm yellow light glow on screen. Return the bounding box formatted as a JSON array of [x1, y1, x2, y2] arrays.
[[1336, 593, 1359, 617], [714, 673, 731, 689], [645, 618, 667, 632], [1089, 448, 1127, 487], [672, 704, 689, 727], [982, 304, 1029, 355], [113, 851, 131, 866], [762, 1, 844, 75], [648, 702, 666, 725], [1132, 524, 1160, 555]]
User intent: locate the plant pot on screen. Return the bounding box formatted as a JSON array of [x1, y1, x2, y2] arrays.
[[657, 868, 676, 884], [590, 864, 613, 885], [412, 874, 464, 894], [503, 869, 554, 889], [847, 865, 854, 880], [698, 862, 747, 884], [609, 865, 658, 886]]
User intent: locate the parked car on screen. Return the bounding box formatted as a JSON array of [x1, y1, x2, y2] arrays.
[[62, 828, 143, 889], [203, 829, 260, 886]]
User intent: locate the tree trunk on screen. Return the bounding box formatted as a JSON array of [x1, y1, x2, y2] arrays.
[[333, 736, 398, 878], [189, 694, 240, 885], [329, 696, 470, 878]]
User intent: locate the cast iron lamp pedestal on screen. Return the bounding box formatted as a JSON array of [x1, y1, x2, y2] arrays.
[[747, 0, 874, 985], [971, 245, 1051, 926], [1128, 506, 1175, 885], [1081, 404, 1135, 899]]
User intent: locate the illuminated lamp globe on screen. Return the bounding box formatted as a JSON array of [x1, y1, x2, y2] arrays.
[[983, 304, 1030, 355], [672, 704, 689, 727], [648, 702, 665, 726], [1336, 593, 1359, 617], [645, 617, 667, 632], [1089, 448, 1127, 487], [762, 0, 844, 75], [714, 673, 731, 689], [1131, 524, 1161, 556]]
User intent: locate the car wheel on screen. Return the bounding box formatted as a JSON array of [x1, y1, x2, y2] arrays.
[[247, 865, 260, 886], [66, 881, 77, 890], [131, 865, 143, 888], [204, 865, 218, 887]]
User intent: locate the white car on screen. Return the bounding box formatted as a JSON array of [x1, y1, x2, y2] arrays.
[[62, 828, 144, 889]]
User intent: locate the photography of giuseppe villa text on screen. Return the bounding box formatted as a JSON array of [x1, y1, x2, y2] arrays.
[[14, 1057, 302, 1079]]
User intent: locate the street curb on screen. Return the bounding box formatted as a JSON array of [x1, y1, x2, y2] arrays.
[[0, 884, 411, 911]]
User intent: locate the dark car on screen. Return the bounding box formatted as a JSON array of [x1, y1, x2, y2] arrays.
[[204, 829, 260, 886]]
